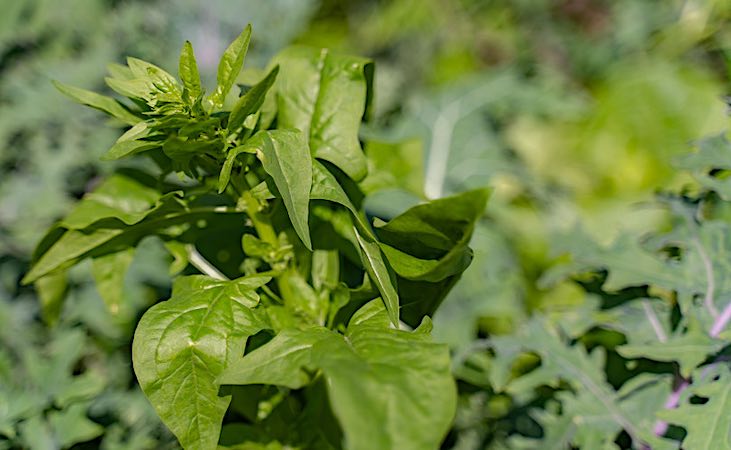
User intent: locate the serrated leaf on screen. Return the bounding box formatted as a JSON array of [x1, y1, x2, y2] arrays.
[[658, 367, 731, 449], [227, 66, 279, 133], [208, 25, 252, 110], [618, 326, 724, 378], [271, 46, 372, 180], [53, 80, 140, 125], [179, 41, 202, 105], [132, 275, 271, 450], [247, 130, 312, 250]]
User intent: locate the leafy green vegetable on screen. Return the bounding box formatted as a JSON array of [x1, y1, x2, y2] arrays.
[[28, 25, 482, 450]]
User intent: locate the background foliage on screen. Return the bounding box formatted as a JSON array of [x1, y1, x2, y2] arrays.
[[2, 0, 731, 448]]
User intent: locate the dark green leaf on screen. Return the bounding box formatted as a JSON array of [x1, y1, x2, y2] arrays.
[[227, 66, 279, 133]]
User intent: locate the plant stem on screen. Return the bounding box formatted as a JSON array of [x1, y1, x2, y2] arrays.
[[710, 299, 731, 337], [186, 245, 228, 280]]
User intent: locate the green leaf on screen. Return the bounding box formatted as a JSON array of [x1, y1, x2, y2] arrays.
[[34, 270, 68, 326], [317, 303, 455, 450], [60, 173, 162, 229], [132, 275, 271, 450], [658, 367, 731, 449], [91, 248, 136, 316], [227, 66, 279, 133], [53, 80, 140, 125], [179, 41, 202, 105], [353, 223, 400, 327], [22, 201, 238, 284], [374, 188, 489, 282], [218, 327, 332, 389], [247, 130, 312, 250], [47, 403, 104, 448], [220, 300, 456, 450], [271, 46, 372, 180], [618, 325, 724, 378], [209, 25, 252, 110], [102, 139, 160, 160]]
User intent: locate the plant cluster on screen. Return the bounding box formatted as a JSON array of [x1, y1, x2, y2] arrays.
[[23, 26, 487, 450], [447, 134, 731, 449]]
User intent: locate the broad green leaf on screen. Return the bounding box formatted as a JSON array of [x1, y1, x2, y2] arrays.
[[34, 270, 68, 326], [271, 46, 372, 180], [227, 66, 279, 133], [247, 130, 312, 250], [132, 275, 271, 450], [220, 300, 455, 450], [60, 173, 162, 229], [617, 326, 724, 377], [315, 302, 455, 450], [658, 367, 731, 449], [209, 25, 252, 109], [53, 80, 140, 125], [22, 202, 239, 284], [179, 41, 202, 104], [374, 188, 488, 282], [91, 248, 136, 315], [218, 327, 332, 389]]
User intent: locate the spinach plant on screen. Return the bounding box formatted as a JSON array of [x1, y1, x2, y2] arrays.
[[23, 26, 487, 450]]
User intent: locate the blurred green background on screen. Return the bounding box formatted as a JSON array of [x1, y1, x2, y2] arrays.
[[1, 0, 730, 448]]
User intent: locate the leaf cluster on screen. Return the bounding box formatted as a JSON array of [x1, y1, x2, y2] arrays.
[[24, 26, 488, 450]]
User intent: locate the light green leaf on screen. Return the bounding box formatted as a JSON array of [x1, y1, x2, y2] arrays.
[[209, 25, 252, 110], [22, 202, 239, 284], [179, 41, 202, 104], [34, 270, 68, 326], [227, 66, 279, 133], [61, 173, 161, 229], [271, 46, 372, 180], [315, 302, 455, 450], [101, 139, 159, 160], [91, 248, 136, 315], [658, 367, 731, 449], [618, 326, 724, 378], [132, 275, 271, 450], [53, 80, 140, 125], [247, 130, 312, 250], [353, 223, 400, 327], [220, 300, 455, 450], [218, 327, 332, 389], [48, 403, 104, 448]]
